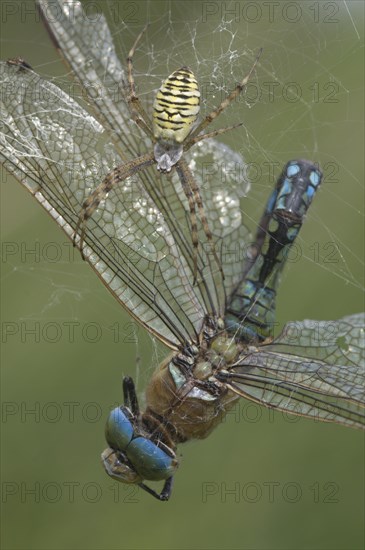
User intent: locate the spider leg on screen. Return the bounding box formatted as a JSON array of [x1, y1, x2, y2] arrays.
[[174, 160, 199, 282], [73, 152, 155, 255], [187, 48, 262, 144], [126, 24, 154, 139], [175, 158, 224, 283], [186, 122, 243, 149]]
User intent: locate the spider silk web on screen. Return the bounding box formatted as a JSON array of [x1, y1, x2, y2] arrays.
[[1, 0, 364, 387], [1, 4, 364, 547]]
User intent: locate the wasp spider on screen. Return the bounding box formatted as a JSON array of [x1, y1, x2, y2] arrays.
[[74, 26, 262, 281]]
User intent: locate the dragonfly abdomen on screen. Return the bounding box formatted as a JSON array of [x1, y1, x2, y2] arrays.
[[226, 160, 322, 343]]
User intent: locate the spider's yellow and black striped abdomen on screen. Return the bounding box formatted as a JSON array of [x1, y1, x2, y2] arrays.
[[153, 67, 200, 145]]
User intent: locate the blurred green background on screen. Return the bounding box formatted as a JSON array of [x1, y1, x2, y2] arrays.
[[1, 1, 364, 549]]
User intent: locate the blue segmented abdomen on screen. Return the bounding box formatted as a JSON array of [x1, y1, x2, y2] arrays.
[[225, 159, 322, 343]]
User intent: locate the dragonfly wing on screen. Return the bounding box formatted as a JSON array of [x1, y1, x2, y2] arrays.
[[3, 1, 254, 342], [0, 61, 211, 349], [220, 313, 365, 429], [36, 0, 253, 316], [185, 140, 252, 300], [36, 0, 136, 159]]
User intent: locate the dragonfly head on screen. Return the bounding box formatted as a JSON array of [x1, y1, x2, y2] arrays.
[[101, 378, 179, 502]]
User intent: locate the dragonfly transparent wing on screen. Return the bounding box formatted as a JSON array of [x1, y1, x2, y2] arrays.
[[36, 0, 136, 159], [167, 139, 251, 301], [36, 0, 252, 300], [0, 60, 250, 349], [0, 61, 208, 349], [220, 313, 365, 429]]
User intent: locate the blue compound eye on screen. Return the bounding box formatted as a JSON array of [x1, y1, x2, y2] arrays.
[[126, 437, 178, 481], [105, 407, 134, 451]]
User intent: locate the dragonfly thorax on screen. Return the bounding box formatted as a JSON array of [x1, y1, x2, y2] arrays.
[[145, 334, 242, 442]]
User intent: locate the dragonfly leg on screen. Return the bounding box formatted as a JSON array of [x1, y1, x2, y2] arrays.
[[138, 476, 174, 501], [123, 376, 140, 418]]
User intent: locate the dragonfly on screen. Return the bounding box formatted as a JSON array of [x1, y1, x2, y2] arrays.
[[1, 0, 364, 501]]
